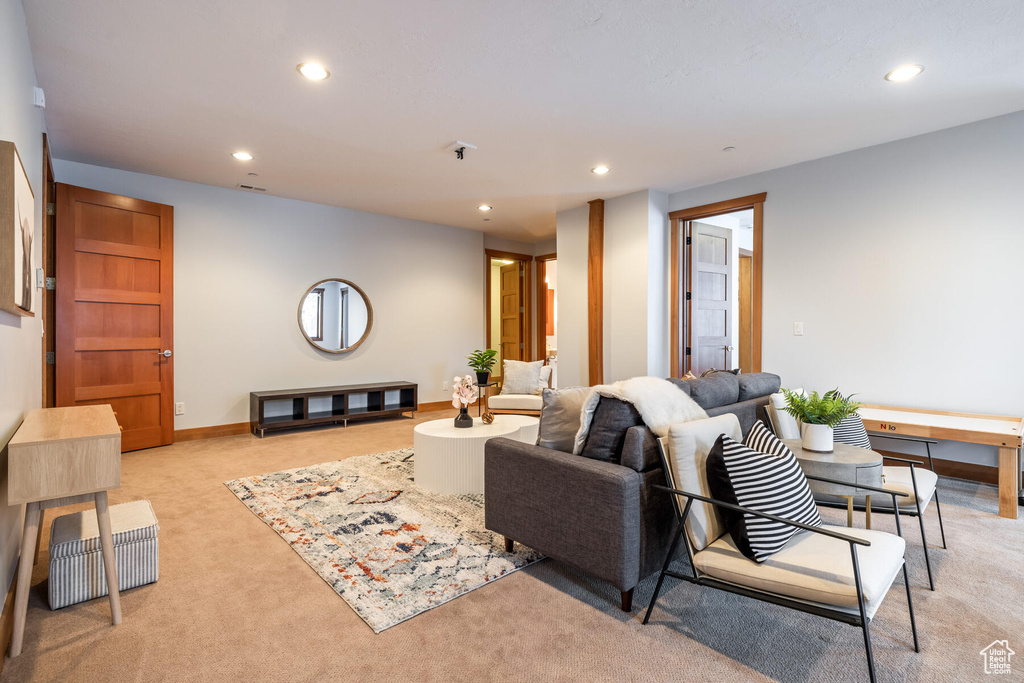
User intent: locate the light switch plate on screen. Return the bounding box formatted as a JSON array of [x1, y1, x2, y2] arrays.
[[793, 322, 804, 336]]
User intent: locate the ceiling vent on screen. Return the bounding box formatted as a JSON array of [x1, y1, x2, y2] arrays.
[[236, 183, 267, 192]]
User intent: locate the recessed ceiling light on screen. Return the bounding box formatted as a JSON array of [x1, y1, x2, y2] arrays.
[[232, 151, 254, 161], [592, 166, 610, 175], [722, 146, 735, 152], [297, 62, 330, 81], [478, 205, 492, 211], [884, 64, 924, 82]]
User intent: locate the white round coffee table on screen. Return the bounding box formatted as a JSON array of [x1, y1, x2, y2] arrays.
[[414, 415, 539, 494]]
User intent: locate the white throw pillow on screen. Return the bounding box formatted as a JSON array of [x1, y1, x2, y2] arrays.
[[500, 360, 545, 395], [768, 388, 803, 440]]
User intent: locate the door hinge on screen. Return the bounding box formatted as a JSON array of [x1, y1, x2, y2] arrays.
[[520, 342, 524, 349], [45, 277, 56, 290], [46, 202, 55, 216], [685, 236, 691, 246], [685, 347, 691, 356], [685, 291, 691, 301], [45, 352, 55, 365], [519, 306, 524, 313]]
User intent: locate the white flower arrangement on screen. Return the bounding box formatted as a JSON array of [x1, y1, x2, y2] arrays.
[[451, 375, 479, 409]]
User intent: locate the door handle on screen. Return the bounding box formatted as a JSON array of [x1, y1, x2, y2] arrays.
[[723, 345, 734, 351], [157, 349, 172, 358]]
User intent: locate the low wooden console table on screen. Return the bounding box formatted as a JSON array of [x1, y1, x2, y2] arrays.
[[859, 405, 1024, 519], [7, 405, 123, 657], [250, 381, 418, 437]]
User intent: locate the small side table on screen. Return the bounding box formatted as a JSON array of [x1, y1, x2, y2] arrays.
[[7, 405, 123, 657], [473, 382, 498, 417], [783, 439, 883, 529]]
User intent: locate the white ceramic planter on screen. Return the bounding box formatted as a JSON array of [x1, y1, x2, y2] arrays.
[[800, 422, 834, 453]]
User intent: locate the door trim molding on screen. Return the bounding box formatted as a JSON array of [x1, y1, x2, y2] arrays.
[[535, 252, 555, 364], [670, 193, 766, 377], [588, 199, 604, 386]]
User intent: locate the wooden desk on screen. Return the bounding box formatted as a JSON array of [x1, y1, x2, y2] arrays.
[[859, 405, 1024, 519], [7, 405, 123, 657]]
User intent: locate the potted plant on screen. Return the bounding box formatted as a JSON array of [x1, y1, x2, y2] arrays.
[[780, 388, 862, 453], [451, 375, 478, 428], [467, 349, 498, 386]]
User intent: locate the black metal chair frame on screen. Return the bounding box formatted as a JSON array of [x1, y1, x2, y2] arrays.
[[822, 434, 948, 591], [643, 441, 919, 683]]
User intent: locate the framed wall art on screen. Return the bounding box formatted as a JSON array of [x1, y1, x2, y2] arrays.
[[0, 140, 35, 317]]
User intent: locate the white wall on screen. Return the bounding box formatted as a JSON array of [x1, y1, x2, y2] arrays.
[[604, 190, 654, 381], [646, 190, 670, 378], [668, 111, 1024, 467], [554, 205, 589, 388], [53, 160, 485, 429], [0, 0, 48, 606]]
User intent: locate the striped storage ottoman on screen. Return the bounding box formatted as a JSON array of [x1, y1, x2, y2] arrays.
[[49, 500, 160, 610]]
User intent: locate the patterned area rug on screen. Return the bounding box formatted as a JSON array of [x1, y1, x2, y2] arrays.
[[225, 449, 542, 633]]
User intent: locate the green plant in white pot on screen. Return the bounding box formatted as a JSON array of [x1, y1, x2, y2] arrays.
[[781, 388, 862, 453]]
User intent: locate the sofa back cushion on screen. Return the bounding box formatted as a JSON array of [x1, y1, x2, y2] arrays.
[[737, 373, 781, 402], [580, 397, 644, 463], [683, 372, 740, 410], [537, 387, 590, 452], [663, 413, 742, 551]]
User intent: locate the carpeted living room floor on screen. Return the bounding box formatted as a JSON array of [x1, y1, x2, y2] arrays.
[[2, 410, 1021, 682]]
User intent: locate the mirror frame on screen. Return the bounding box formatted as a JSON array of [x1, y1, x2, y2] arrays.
[[297, 278, 374, 354]]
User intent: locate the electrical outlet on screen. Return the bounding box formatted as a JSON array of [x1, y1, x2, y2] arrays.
[[442, 380, 449, 392], [793, 322, 804, 336], [174, 402, 185, 416]]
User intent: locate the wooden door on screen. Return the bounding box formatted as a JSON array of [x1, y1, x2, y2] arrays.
[[690, 222, 733, 374], [499, 262, 521, 362], [56, 184, 174, 452], [738, 253, 753, 373]]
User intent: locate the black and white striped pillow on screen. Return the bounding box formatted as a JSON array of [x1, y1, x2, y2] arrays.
[[745, 420, 789, 455], [706, 433, 822, 563], [833, 415, 872, 450]]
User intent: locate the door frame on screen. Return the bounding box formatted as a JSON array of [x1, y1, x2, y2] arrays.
[[668, 192, 766, 376], [535, 251, 555, 362], [41, 133, 56, 407], [484, 249, 533, 373]]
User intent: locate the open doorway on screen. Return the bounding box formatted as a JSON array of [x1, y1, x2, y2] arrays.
[[536, 253, 556, 387], [669, 193, 765, 377], [484, 249, 532, 383]]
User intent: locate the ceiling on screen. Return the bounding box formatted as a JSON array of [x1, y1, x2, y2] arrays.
[[23, 0, 1024, 241]]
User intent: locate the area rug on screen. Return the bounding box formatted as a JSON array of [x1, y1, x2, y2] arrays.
[[224, 449, 542, 633]]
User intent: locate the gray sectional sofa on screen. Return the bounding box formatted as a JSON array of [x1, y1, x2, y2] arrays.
[[484, 371, 781, 611]]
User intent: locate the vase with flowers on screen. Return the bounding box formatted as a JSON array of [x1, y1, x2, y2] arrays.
[[451, 375, 478, 428]]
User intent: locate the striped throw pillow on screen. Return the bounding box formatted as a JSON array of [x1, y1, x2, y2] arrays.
[[833, 415, 872, 450], [706, 433, 822, 563]]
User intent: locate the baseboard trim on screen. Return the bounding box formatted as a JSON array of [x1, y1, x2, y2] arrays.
[[875, 448, 999, 486], [0, 566, 18, 672], [173, 422, 251, 442]]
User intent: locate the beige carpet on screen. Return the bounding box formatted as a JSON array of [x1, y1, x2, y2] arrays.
[[2, 410, 1022, 682]]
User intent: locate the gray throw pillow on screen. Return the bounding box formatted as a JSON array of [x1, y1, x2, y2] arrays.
[[580, 397, 645, 463], [500, 359, 545, 395], [537, 387, 591, 452]]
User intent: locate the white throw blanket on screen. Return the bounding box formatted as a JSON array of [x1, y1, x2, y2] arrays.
[[572, 376, 708, 454]]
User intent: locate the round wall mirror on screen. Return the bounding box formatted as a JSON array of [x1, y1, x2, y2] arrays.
[[297, 279, 373, 353]]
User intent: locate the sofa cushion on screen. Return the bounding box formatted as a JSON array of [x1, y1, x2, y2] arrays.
[[706, 433, 822, 562], [663, 414, 742, 552], [537, 387, 590, 452], [686, 372, 740, 410], [693, 526, 906, 618], [737, 373, 781, 402], [580, 397, 644, 463], [488, 394, 542, 411], [500, 359, 545, 395], [666, 378, 692, 397]]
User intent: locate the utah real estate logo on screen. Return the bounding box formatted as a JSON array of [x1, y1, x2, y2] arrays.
[[980, 640, 1014, 675]]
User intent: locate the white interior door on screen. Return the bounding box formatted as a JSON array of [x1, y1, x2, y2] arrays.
[[690, 221, 733, 374]]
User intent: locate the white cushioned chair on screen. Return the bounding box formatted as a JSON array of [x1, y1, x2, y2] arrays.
[[833, 419, 948, 591], [487, 364, 551, 416], [643, 414, 918, 683]]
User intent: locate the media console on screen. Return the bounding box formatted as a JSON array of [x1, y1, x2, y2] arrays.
[[249, 381, 418, 437]]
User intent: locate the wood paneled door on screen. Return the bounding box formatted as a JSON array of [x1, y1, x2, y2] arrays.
[[55, 184, 174, 452], [499, 261, 522, 362], [690, 222, 733, 374]]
